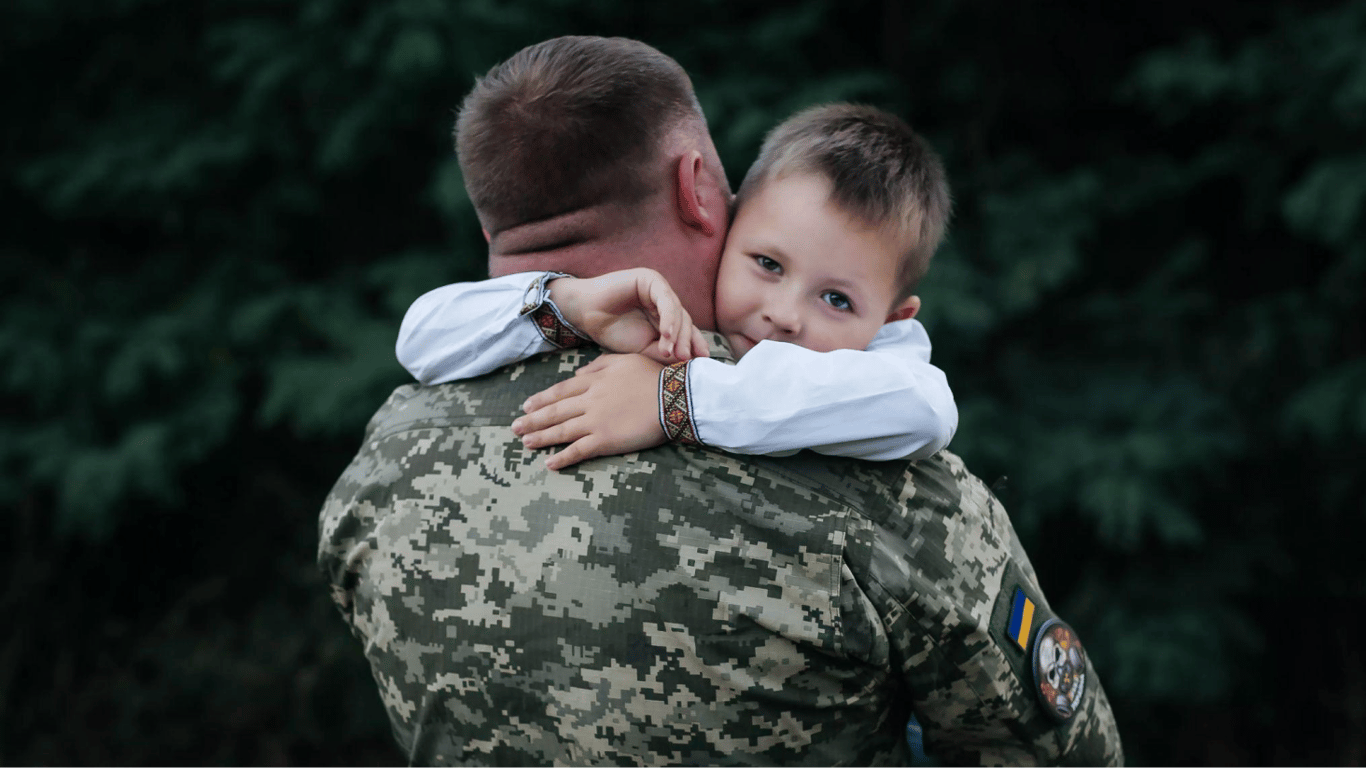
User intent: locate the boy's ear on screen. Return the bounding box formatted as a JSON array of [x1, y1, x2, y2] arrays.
[[885, 295, 921, 323], [482, 228, 491, 243], [675, 151, 717, 237]]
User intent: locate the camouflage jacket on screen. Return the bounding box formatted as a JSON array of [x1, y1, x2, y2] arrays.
[[318, 343, 1123, 766]]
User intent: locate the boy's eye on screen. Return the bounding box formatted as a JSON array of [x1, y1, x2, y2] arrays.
[[753, 255, 782, 273], [822, 291, 854, 312]]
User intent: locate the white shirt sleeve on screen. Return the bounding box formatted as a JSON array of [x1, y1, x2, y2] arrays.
[[395, 271, 556, 385], [681, 319, 957, 461]]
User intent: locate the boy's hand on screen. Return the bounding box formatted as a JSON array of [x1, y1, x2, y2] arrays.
[[549, 269, 709, 363], [511, 353, 667, 470]]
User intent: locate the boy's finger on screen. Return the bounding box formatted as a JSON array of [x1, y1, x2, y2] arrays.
[[544, 436, 603, 471], [682, 311, 700, 358], [690, 326, 709, 359], [657, 317, 674, 359], [667, 315, 690, 359], [658, 293, 677, 333], [646, 274, 674, 315], [513, 398, 586, 438], [522, 376, 590, 413], [654, 294, 679, 358], [668, 307, 691, 360], [644, 280, 677, 336], [521, 414, 591, 450]]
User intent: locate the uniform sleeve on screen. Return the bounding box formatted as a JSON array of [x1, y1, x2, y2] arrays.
[[396, 271, 585, 385], [658, 319, 957, 460], [860, 452, 1125, 766]]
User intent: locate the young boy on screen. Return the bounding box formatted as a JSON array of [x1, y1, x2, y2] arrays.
[[398, 103, 955, 471]]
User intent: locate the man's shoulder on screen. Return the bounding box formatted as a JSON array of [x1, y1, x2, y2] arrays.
[[352, 361, 990, 532], [362, 347, 601, 438], [743, 449, 995, 529], [832, 448, 1033, 636]]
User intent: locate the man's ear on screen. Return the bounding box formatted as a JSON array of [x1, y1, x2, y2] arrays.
[[676, 151, 717, 237], [482, 228, 491, 243], [885, 295, 921, 323]]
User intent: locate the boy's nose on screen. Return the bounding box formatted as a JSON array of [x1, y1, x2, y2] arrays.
[[762, 302, 801, 337]]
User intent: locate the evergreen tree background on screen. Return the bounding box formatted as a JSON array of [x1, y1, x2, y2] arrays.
[[3, 0, 1363, 763]]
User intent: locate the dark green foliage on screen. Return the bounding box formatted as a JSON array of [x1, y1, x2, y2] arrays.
[[2, 0, 1363, 764]]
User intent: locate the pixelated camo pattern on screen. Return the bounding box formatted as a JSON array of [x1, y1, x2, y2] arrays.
[[319, 341, 1123, 766]]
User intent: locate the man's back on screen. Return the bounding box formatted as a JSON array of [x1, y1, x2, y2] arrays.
[[320, 344, 1122, 765]]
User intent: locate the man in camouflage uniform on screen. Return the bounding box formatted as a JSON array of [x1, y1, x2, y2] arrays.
[[319, 36, 1123, 765]]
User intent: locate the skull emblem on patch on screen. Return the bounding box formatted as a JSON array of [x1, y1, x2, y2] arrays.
[[1031, 618, 1087, 722]]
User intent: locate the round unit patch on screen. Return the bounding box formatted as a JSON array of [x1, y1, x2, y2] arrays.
[[1031, 618, 1087, 722]]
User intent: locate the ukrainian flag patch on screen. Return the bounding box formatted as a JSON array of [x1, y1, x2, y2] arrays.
[[1006, 587, 1035, 651]]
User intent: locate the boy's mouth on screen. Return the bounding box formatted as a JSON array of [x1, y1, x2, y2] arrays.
[[728, 332, 761, 358]]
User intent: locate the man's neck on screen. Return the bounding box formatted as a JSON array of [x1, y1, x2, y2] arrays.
[[485, 194, 720, 331], [487, 204, 649, 280], [488, 206, 620, 257]]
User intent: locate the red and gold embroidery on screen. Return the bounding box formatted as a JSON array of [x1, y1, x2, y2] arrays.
[[530, 304, 589, 349], [659, 361, 701, 446]]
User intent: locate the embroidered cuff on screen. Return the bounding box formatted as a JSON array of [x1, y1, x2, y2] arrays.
[[518, 271, 590, 349], [659, 360, 702, 446]]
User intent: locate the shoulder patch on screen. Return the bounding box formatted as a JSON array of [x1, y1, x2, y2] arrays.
[[990, 562, 1049, 691], [1031, 618, 1088, 723], [991, 565, 1092, 724]]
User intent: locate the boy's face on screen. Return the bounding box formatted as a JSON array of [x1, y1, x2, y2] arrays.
[[714, 172, 917, 359]]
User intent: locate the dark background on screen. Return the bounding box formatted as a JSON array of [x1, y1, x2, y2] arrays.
[[3, 0, 1364, 764]]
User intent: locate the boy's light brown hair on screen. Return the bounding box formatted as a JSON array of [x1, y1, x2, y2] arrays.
[[456, 36, 705, 236], [736, 104, 951, 302]]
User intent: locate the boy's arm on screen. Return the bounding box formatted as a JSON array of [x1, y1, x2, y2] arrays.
[[397, 269, 706, 385], [397, 271, 587, 385], [663, 319, 957, 461], [516, 319, 957, 469]]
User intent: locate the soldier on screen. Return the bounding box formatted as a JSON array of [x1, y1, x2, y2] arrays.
[[319, 35, 1123, 765]]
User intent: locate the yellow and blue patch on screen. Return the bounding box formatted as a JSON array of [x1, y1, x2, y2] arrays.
[[1006, 587, 1035, 651]]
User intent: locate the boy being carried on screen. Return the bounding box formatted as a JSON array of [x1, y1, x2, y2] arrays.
[[399, 103, 956, 470]]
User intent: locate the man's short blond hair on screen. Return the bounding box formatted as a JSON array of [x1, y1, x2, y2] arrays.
[[456, 36, 705, 236], [736, 104, 951, 302]]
